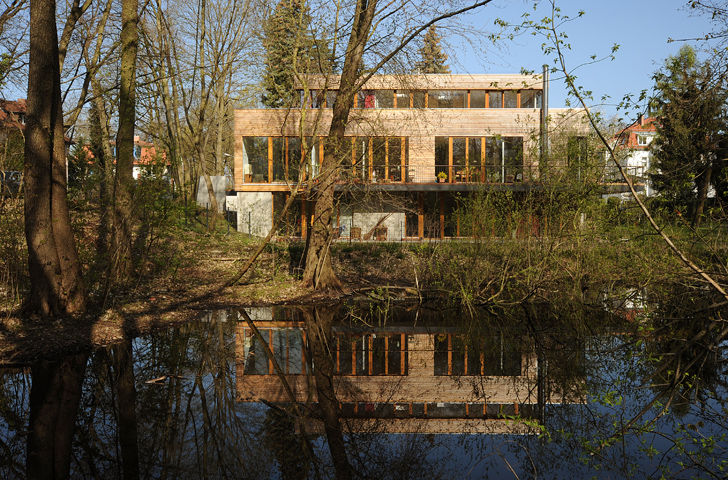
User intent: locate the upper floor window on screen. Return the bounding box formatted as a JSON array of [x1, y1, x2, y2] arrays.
[[636, 134, 650, 146], [428, 90, 466, 108], [520, 90, 542, 108]]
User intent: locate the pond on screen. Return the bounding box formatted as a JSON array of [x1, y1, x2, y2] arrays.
[[1, 300, 726, 479]]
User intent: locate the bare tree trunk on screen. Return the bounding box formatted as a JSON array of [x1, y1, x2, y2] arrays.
[[304, 307, 352, 480], [112, 340, 140, 480], [112, 0, 139, 279], [26, 354, 87, 479], [24, 0, 85, 316], [302, 0, 377, 291]]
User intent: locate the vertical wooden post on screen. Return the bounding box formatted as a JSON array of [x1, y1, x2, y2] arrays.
[[401, 333, 406, 374], [448, 137, 453, 183], [301, 199, 307, 238], [368, 137, 373, 181], [485, 91, 489, 108], [268, 329, 273, 374], [368, 335, 373, 375], [401, 137, 406, 182], [465, 137, 469, 182], [418, 192, 424, 239], [439, 193, 445, 239], [384, 335, 389, 375], [517, 90, 521, 108], [267, 136, 273, 183], [481, 137, 486, 182], [384, 138, 389, 181], [447, 334, 452, 375], [467, 90, 471, 108]]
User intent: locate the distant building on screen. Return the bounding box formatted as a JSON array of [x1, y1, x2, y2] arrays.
[[612, 115, 656, 196]]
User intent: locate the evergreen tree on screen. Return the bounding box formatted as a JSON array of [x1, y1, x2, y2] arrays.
[[649, 45, 728, 225], [415, 25, 450, 74], [261, 0, 332, 108]]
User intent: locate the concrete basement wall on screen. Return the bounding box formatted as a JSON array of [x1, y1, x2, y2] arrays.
[[236, 192, 272, 236]]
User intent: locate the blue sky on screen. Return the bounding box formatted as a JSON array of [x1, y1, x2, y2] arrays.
[[449, 0, 716, 121]]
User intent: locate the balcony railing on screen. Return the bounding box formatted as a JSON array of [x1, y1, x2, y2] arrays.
[[246, 163, 646, 186]]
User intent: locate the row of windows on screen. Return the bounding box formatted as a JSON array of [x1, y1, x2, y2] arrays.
[[241, 328, 522, 377], [242, 136, 525, 184], [242, 136, 410, 183], [300, 89, 543, 109], [434, 136, 524, 183]]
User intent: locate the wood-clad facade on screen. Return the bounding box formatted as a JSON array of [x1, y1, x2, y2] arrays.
[[232, 74, 589, 239]]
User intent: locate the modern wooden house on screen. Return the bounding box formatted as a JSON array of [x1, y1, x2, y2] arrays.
[[234, 307, 581, 434], [232, 73, 590, 240]]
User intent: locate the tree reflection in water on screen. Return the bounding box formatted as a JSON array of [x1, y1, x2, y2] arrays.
[[0, 297, 724, 478]]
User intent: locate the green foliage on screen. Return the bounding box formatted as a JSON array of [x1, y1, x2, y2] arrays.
[[261, 0, 332, 108], [649, 45, 728, 220], [414, 25, 450, 74]]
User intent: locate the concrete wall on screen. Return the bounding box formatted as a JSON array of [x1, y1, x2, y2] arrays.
[[236, 192, 272, 236]]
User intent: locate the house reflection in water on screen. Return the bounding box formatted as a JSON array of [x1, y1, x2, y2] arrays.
[[235, 307, 580, 434]]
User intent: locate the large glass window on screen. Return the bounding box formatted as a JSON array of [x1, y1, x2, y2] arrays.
[[336, 333, 408, 376], [428, 90, 466, 108], [452, 138, 466, 179], [325, 90, 337, 108], [243, 136, 268, 183], [504, 90, 518, 108], [358, 90, 376, 108], [387, 137, 402, 181], [468, 138, 483, 182], [435, 137, 449, 181], [272, 137, 286, 182], [288, 137, 303, 182], [412, 91, 426, 108], [395, 90, 410, 108], [503, 137, 523, 181], [375, 90, 394, 108], [488, 91, 502, 108], [520, 90, 542, 108], [470, 90, 486, 108], [372, 137, 387, 181], [486, 137, 503, 182]]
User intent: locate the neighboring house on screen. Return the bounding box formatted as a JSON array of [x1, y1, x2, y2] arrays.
[[110, 135, 168, 179], [0, 99, 27, 172], [611, 115, 656, 196], [232, 73, 591, 240]]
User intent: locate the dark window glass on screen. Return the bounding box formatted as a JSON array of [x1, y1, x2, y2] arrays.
[[288, 137, 302, 182], [504, 91, 518, 108], [310, 90, 325, 108], [387, 335, 404, 375], [272, 137, 286, 181], [488, 91, 502, 108], [244, 330, 269, 374], [503, 137, 523, 181], [429, 90, 466, 108], [372, 137, 386, 181], [435, 137, 449, 181], [486, 136, 503, 182], [468, 138, 482, 182], [395, 90, 410, 108], [375, 90, 394, 108], [434, 334, 448, 376], [520, 90, 542, 108], [452, 336, 466, 375], [243, 137, 268, 183], [470, 90, 485, 108], [387, 137, 402, 181], [339, 336, 353, 374], [452, 137, 466, 170], [372, 335, 387, 374], [412, 91, 426, 108], [325, 90, 337, 108]]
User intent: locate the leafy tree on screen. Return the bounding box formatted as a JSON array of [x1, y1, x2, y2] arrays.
[[649, 45, 728, 225], [261, 0, 331, 108], [415, 25, 450, 74]]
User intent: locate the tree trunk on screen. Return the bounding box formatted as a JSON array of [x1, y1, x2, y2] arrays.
[[24, 0, 85, 316], [112, 340, 140, 480], [26, 354, 87, 479], [304, 307, 352, 480], [301, 0, 378, 291], [112, 0, 139, 279]]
